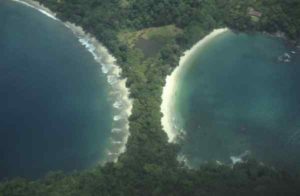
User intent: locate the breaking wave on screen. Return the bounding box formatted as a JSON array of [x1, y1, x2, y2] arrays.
[[65, 25, 133, 163], [13, 0, 132, 163]]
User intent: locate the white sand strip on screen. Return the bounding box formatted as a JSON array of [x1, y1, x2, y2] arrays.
[[161, 28, 229, 142]]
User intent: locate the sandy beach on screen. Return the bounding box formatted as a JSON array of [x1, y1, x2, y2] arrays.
[[12, 0, 133, 163], [161, 28, 229, 142]]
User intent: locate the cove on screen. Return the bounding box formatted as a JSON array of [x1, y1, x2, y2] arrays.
[[0, 0, 114, 179], [174, 31, 300, 173]]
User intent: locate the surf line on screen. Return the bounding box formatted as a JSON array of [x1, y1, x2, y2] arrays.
[[12, 0, 133, 163]]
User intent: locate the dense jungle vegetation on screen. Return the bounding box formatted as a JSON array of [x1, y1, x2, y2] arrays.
[[1, 0, 300, 195]]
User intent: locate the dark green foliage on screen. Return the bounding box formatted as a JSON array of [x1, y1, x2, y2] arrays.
[[1, 0, 300, 195], [1, 162, 300, 196]]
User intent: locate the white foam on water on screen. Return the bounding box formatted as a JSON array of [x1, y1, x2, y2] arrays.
[[108, 75, 119, 85], [113, 115, 123, 121], [112, 140, 123, 145], [284, 52, 291, 58], [278, 51, 294, 63], [230, 156, 243, 164], [61, 27, 133, 163], [230, 150, 251, 165], [113, 101, 123, 109], [101, 64, 111, 74], [112, 128, 122, 133], [107, 151, 119, 156], [12, 0, 133, 163], [62, 21, 133, 165]]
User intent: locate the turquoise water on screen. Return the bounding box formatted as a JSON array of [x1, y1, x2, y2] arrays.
[[176, 31, 300, 172], [0, 0, 113, 179]]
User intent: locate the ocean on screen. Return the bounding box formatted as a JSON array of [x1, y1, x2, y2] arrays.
[[0, 0, 114, 179], [175, 31, 300, 173]]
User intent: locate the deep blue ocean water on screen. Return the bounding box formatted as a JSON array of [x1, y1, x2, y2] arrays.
[[0, 0, 113, 179], [175, 31, 300, 173]]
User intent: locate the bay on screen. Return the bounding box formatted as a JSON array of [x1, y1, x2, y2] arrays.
[[176, 31, 300, 173], [0, 0, 113, 179]]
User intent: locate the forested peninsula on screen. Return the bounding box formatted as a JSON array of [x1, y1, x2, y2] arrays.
[[1, 0, 300, 195]]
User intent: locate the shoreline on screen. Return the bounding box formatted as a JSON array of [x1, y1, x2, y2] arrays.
[[11, 0, 133, 163], [161, 28, 229, 143]]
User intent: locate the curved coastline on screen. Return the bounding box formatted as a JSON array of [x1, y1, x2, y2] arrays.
[[12, 0, 133, 163], [161, 28, 229, 143]]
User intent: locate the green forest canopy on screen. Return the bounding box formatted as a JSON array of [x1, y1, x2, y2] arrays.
[[1, 0, 300, 195]]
